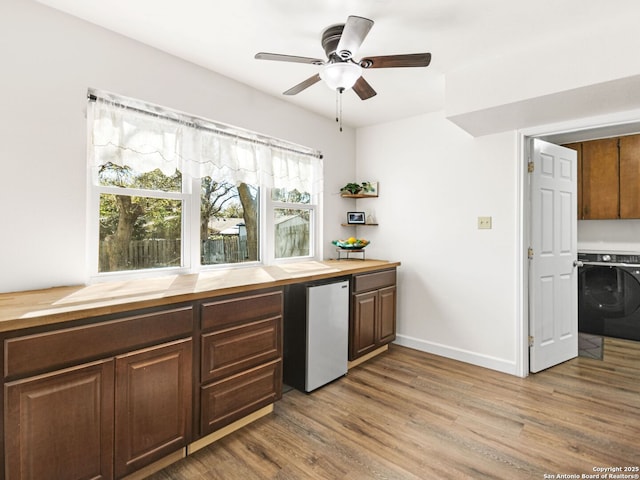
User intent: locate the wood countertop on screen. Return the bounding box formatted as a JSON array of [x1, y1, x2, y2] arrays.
[[0, 260, 400, 333]]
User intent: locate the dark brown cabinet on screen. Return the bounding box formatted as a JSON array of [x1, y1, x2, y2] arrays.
[[581, 137, 619, 219], [3, 306, 194, 480], [563, 142, 583, 219], [5, 360, 115, 480], [568, 134, 640, 219], [350, 269, 397, 361], [200, 360, 281, 433], [619, 134, 640, 218], [198, 289, 283, 437], [1, 267, 401, 478], [114, 339, 192, 478]]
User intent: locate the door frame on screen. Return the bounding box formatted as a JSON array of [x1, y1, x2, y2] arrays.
[[517, 108, 640, 376]]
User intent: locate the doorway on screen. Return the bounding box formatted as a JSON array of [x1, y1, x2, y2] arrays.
[[519, 111, 640, 375]]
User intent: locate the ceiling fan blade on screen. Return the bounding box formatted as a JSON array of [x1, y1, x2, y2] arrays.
[[360, 53, 432, 69], [283, 74, 322, 95], [352, 76, 377, 100], [255, 52, 324, 65], [335, 16, 374, 60]]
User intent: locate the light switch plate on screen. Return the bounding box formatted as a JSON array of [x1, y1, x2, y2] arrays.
[[478, 216, 492, 229]]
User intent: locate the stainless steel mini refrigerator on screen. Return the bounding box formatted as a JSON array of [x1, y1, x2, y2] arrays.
[[283, 278, 350, 392]]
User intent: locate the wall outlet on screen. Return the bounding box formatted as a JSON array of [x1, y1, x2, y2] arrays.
[[478, 216, 492, 229]]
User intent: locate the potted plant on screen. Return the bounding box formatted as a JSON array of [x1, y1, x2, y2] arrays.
[[340, 182, 363, 195]]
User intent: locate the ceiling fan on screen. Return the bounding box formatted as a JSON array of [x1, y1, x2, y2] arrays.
[[255, 15, 432, 101]]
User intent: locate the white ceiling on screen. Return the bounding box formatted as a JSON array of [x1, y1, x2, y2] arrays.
[[35, 0, 640, 128]]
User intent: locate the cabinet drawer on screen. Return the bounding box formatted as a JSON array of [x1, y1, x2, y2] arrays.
[[353, 269, 396, 293], [5, 306, 193, 379], [201, 289, 283, 331], [200, 359, 282, 435], [201, 317, 282, 383]]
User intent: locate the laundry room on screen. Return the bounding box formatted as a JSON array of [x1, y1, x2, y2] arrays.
[[553, 126, 640, 356]]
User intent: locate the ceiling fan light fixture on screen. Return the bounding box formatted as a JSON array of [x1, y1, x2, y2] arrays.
[[319, 62, 362, 91]]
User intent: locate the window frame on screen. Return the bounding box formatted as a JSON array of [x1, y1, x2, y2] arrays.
[[87, 167, 194, 280], [264, 192, 318, 265], [87, 94, 321, 282]]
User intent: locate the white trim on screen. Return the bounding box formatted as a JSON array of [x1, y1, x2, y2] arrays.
[[394, 335, 519, 376], [184, 175, 197, 272], [259, 186, 268, 264], [516, 134, 530, 377], [86, 100, 99, 283], [519, 108, 640, 139], [94, 185, 185, 200]]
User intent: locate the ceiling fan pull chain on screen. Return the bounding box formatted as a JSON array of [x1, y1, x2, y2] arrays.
[[337, 87, 345, 132]]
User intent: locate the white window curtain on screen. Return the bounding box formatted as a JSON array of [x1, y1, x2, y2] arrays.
[[89, 92, 323, 194]]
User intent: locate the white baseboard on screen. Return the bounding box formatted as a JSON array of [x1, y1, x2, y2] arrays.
[[394, 334, 519, 376]]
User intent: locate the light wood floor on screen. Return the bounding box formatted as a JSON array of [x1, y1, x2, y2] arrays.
[[149, 339, 640, 479]]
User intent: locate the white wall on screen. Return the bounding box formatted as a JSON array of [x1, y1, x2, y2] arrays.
[[0, 0, 355, 293], [356, 112, 520, 374], [579, 220, 640, 253], [446, 16, 640, 118], [445, 15, 640, 137]]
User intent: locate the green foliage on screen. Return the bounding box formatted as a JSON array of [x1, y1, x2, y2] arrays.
[[221, 202, 244, 218], [340, 183, 362, 195], [98, 162, 181, 191]]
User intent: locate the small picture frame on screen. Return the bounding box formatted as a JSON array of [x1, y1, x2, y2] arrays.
[[347, 211, 366, 224]]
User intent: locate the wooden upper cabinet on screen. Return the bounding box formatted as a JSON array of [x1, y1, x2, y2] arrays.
[[619, 134, 640, 218], [581, 137, 619, 219], [563, 143, 583, 219]]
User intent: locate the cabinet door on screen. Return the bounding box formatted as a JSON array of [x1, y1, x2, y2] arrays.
[[351, 291, 377, 359], [114, 339, 192, 479], [581, 137, 619, 219], [378, 286, 397, 345], [619, 134, 640, 218], [5, 359, 115, 480]]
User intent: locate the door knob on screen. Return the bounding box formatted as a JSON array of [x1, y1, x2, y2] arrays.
[[573, 260, 584, 268]]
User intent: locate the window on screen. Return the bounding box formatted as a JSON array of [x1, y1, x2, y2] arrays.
[[88, 90, 322, 279], [200, 179, 259, 266], [97, 164, 184, 272], [270, 188, 314, 260]]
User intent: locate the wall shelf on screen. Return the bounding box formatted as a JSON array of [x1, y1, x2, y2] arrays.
[[341, 183, 379, 227], [340, 194, 377, 198]]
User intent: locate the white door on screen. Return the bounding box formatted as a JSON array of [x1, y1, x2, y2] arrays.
[[529, 138, 578, 373]]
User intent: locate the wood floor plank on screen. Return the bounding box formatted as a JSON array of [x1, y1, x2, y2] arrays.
[[148, 339, 640, 479]]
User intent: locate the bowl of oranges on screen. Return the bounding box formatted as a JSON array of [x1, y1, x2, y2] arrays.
[[332, 237, 370, 250]]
